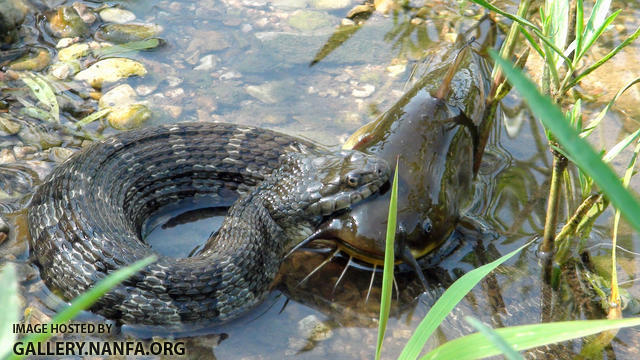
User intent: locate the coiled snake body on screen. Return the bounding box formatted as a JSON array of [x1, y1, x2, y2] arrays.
[[28, 122, 389, 325]]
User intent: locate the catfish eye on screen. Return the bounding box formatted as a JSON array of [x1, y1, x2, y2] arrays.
[[345, 173, 360, 187]]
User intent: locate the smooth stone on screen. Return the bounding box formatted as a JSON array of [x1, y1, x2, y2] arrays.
[[186, 30, 230, 53], [57, 42, 89, 61], [99, 8, 136, 23], [271, 0, 307, 8], [194, 54, 217, 71], [0, 0, 29, 36], [47, 6, 89, 38], [352, 83, 375, 98], [288, 10, 334, 31], [75, 58, 147, 88], [9, 49, 51, 71], [99, 84, 137, 109], [298, 315, 333, 341], [245, 80, 295, 104], [107, 104, 151, 130], [95, 23, 162, 44], [49, 61, 81, 80], [311, 0, 351, 9]]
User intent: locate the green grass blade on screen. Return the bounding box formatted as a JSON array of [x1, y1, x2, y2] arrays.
[[469, 0, 539, 29], [20, 74, 59, 123], [422, 318, 640, 360], [545, 0, 569, 68], [519, 27, 544, 58], [469, 0, 573, 71], [581, 77, 640, 137], [375, 160, 399, 360], [76, 108, 111, 128], [570, 25, 640, 88], [9, 256, 156, 360], [397, 240, 533, 360], [0, 263, 19, 360], [602, 128, 640, 163], [574, 0, 584, 63], [580, 0, 612, 59], [95, 38, 164, 59], [465, 317, 524, 360], [491, 51, 640, 234]]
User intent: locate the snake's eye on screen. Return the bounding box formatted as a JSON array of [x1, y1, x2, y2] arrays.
[[345, 173, 360, 187], [422, 218, 433, 234]]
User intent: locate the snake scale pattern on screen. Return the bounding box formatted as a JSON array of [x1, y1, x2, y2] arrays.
[[28, 122, 389, 325]]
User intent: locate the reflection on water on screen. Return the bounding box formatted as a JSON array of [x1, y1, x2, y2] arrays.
[[1, 0, 640, 359]]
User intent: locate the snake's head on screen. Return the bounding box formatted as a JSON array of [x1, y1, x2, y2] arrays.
[[265, 150, 390, 242]]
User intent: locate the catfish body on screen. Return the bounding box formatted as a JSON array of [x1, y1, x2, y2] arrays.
[[320, 43, 491, 263]]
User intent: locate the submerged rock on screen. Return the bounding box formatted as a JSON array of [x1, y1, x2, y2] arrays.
[[99, 84, 137, 108], [288, 10, 334, 31], [107, 104, 151, 130], [57, 42, 90, 62], [95, 23, 162, 44], [298, 315, 333, 341], [99, 7, 136, 24], [0, 0, 29, 39], [75, 58, 147, 88], [47, 6, 89, 38], [0, 116, 21, 135], [8, 49, 51, 71], [311, 0, 352, 9], [245, 79, 296, 104]]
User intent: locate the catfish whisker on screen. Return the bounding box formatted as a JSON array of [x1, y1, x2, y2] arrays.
[[393, 275, 400, 301], [295, 248, 339, 289], [332, 255, 353, 294], [365, 264, 377, 304]]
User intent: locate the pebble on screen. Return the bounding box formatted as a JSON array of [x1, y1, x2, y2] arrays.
[[0, 117, 21, 135], [48, 147, 75, 163], [99, 8, 136, 24], [194, 54, 217, 71], [241, 24, 253, 33], [165, 88, 185, 99], [311, 0, 352, 9], [162, 105, 183, 118], [49, 61, 79, 80], [75, 58, 147, 88], [298, 315, 333, 341], [57, 43, 89, 62], [107, 104, 151, 130], [386, 63, 406, 77], [99, 84, 137, 109], [56, 37, 79, 48], [0, 149, 16, 164], [220, 71, 242, 80], [166, 75, 183, 87], [12, 146, 37, 160], [72, 2, 96, 24], [352, 83, 375, 98], [186, 31, 230, 53], [135, 84, 157, 96]]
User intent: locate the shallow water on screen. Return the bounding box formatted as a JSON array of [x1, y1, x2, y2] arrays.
[[2, 0, 640, 359]]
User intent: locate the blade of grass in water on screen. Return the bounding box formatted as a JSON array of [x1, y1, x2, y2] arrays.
[[375, 159, 399, 360], [465, 317, 523, 360], [21, 74, 59, 123], [95, 38, 164, 59], [8, 256, 157, 360], [76, 108, 111, 128], [421, 318, 640, 360], [397, 240, 534, 360], [0, 263, 19, 360], [491, 51, 640, 233]]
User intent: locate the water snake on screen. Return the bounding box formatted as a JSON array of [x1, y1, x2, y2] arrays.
[[27, 122, 389, 325]]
